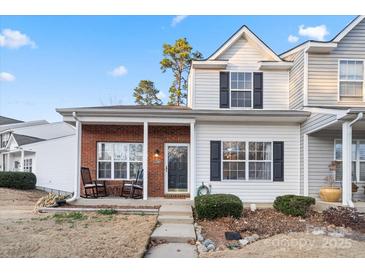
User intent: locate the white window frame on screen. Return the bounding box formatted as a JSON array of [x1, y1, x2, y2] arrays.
[[221, 140, 273, 182], [97, 142, 143, 180], [23, 158, 33, 172], [222, 141, 246, 181], [337, 59, 365, 102], [229, 71, 253, 109], [334, 139, 365, 182]]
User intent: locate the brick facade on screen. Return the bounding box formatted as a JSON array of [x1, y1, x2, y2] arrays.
[[81, 124, 190, 197]]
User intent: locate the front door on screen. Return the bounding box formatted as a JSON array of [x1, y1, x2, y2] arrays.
[[165, 144, 189, 193]]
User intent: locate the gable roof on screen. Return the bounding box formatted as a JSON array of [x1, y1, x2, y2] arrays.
[[280, 15, 364, 58], [0, 116, 23, 126], [12, 133, 45, 146], [207, 25, 282, 62]]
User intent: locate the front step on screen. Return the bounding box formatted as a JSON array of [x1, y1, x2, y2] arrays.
[[158, 215, 194, 224], [159, 205, 192, 216], [151, 224, 196, 243]]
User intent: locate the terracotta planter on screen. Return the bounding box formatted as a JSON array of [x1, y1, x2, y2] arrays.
[[319, 186, 342, 202]]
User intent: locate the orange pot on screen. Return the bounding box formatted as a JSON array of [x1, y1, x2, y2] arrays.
[[319, 186, 342, 202]]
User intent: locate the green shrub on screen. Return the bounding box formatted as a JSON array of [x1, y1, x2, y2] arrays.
[[195, 194, 243, 219], [273, 195, 315, 217], [0, 171, 36, 190], [97, 209, 117, 215]]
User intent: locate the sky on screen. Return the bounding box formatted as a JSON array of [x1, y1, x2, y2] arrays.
[[0, 15, 356, 122]]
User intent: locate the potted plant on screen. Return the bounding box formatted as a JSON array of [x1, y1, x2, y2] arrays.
[[320, 161, 342, 202]]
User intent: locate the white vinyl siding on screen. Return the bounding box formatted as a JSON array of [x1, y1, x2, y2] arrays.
[[286, 49, 305, 109], [191, 37, 289, 110], [307, 18, 365, 107], [196, 122, 300, 202], [299, 112, 338, 194], [306, 130, 365, 201], [193, 70, 289, 110]]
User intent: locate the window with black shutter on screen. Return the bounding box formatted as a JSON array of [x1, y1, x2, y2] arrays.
[[273, 141, 284, 181], [210, 141, 221, 181]]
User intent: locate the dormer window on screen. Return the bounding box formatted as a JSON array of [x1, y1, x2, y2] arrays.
[[230, 72, 253, 108], [339, 60, 364, 101]]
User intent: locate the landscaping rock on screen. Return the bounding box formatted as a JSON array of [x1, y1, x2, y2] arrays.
[[197, 243, 207, 253], [206, 243, 215, 251], [328, 231, 345, 238], [197, 233, 204, 242], [203, 239, 214, 247], [239, 239, 249, 246], [311, 228, 326, 236]]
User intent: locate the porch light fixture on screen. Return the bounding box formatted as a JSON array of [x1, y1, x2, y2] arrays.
[[154, 149, 160, 158]]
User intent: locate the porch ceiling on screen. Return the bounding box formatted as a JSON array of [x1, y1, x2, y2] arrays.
[[324, 120, 365, 131]]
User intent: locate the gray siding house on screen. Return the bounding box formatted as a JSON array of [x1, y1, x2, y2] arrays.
[[281, 15, 365, 205]]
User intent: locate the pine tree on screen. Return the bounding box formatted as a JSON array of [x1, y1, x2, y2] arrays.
[[133, 80, 162, 106]]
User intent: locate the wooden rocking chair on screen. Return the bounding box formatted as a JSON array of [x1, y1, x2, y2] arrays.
[[81, 167, 107, 198], [120, 169, 143, 199]]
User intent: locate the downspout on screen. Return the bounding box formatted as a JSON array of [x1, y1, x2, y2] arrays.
[[346, 112, 363, 207], [66, 112, 81, 203]]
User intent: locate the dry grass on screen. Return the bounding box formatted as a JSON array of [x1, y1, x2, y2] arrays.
[[0, 188, 157, 258], [201, 232, 365, 258]]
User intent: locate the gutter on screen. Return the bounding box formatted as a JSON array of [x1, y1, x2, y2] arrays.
[[66, 112, 81, 203], [345, 112, 363, 208]]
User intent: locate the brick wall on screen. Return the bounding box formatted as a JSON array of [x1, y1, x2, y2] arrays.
[[81, 124, 190, 197]]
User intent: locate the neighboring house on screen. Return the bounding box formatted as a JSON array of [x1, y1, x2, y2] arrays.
[[57, 16, 365, 206], [0, 119, 76, 194]]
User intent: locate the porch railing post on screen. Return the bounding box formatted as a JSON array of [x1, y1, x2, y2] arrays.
[[74, 119, 82, 199], [303, 134, 309, 196], [190, 121, 196, 200], [20, 149, 24, 172], [143, 121, 148, 200], [342, 121, 352, 206]]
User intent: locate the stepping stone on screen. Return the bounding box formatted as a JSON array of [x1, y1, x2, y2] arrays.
[[151, 223, 196, 243], [144, 243, 197, 258], [158, 214, 194, 224]]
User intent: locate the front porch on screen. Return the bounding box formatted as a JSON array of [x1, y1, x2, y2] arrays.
[[74, 117, 196, 200], [303, 111, 365, 206]]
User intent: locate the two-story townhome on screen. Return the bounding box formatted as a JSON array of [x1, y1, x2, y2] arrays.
[[281, 15, 365, 206], [56, 25, 310, 202], [0, 119, 76, 194], [56, 16, 365, 206]]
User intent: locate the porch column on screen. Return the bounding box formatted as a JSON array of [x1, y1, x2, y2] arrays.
[[74, 119, 82, 199], [190, 121, 196, 200], [303, 134, 309, 196], [7, 153, 10, 171], [143, 121, 148, 200], [20, 149, 24, 172], [342, 121, 352, 206]]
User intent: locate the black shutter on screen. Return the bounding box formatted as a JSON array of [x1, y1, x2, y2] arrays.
[[210, 141, 221, 181], [253, 72, 263, 109], [273, 141, 284, 182], [220, 72, 230, 108]]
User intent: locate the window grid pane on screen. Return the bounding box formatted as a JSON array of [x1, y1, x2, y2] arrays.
[[97, 142, 143, 179], [249, 162, 271, 180], [339, 60, 364, 98], [230, 72, 252, 108]]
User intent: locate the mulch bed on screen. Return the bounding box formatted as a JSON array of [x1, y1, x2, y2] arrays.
[[198, 208, 328, 250]]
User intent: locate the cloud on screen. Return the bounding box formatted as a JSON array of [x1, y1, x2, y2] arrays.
[[0, 29, 36, 49], [0, 72, 16, 82], [109, 65, 128, 77], [171, 16, 188, 27], [298, 24, 329, 41], [157, 91, 166, 100], [288, 34, 299, 43]]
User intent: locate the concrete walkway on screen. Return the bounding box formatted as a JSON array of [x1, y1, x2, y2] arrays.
[[145, 204, 197, 258]]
